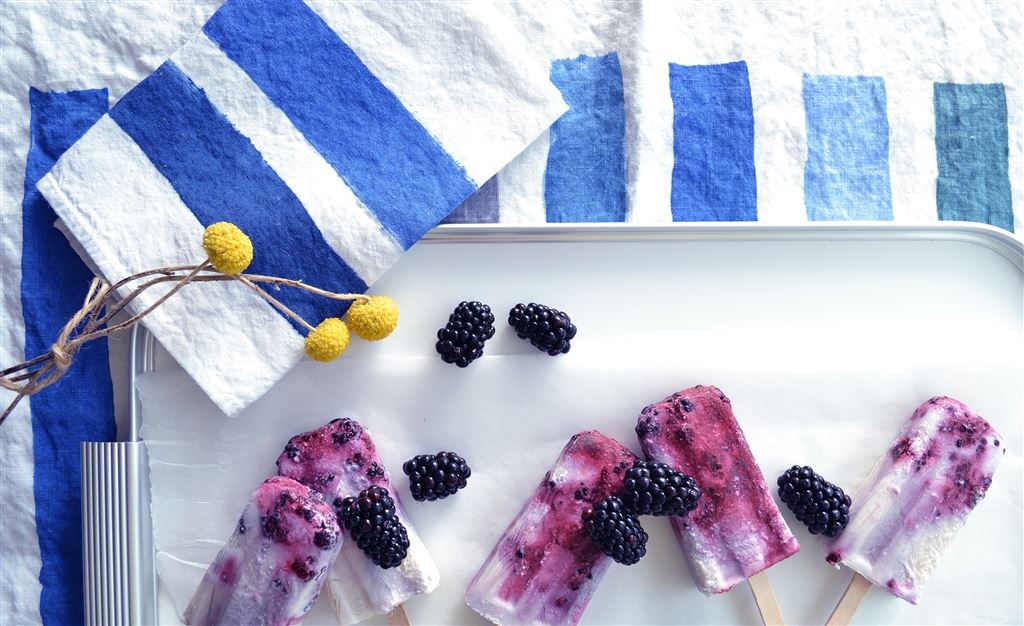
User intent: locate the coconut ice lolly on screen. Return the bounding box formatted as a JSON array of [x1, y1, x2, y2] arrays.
[[184, 476, 341, 626], [276, 419, 439, 625], [465, 430, 637, 626], [825, 396, 1004, 607], [636, 385, 799, 598]]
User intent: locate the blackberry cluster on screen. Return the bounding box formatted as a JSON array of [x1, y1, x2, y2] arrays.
[[508, 303, 577, 356], [582, 496, 648, 565], [622, 461, 701, 517], [777, 465, 851, 538], [403, 451, 471, 501], [436, 301, 495, 367], [335, 486, 409, 568]]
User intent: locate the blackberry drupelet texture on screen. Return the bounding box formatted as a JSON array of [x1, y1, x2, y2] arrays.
[[335, 486, 410, 569], [777, 465, 851, 537], [508, 303, 577, 356], [622, 461, 701, 517], [582, 496, 648, 565], [436, 301, 496, 367], [403, 451, 471, 501]]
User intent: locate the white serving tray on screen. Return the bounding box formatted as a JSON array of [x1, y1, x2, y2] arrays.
[[87, 223, 1023, 625]]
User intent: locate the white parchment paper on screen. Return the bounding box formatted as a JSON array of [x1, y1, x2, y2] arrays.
[[139, 353, 1022, 625]]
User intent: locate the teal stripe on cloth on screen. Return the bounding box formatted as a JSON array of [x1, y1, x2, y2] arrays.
[[934, 83, 1013, 232]]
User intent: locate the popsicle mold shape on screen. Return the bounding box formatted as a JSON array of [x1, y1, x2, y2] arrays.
[[465, 430, 638, 626], [825, 396, 1004, 604], [276, 418, 439, 625], [636, 385, 800, 595], [184, 476, 341, 626]]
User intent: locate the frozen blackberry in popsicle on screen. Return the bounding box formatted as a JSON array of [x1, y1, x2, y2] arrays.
[[277, 419, 439, 625], [403, 451, 471, 501], [825, 396, 1003, 621], [465, 431, 637, 625], [776, 465, 851, 538], [336, 486, 409, 569], [636, 385, 798, 623], [508, 302, 577, 356], [436, 301, 495, 367], [622, 460, 701, 517], [582, 495, 648, 565]]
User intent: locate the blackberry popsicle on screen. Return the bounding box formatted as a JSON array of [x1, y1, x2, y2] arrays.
[[824, 396, 1004, 625], [184, 477, 341, 626], [465, 431, 637, 625], [636, 385, 799, 625], [277, 419, 439, 626]]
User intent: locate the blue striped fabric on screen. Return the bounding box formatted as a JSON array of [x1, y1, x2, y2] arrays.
[[109, 61, 367, 327], [803, 75, 893, 221], [203, 0, 476, 248], [669, 61, 757, 222], [545, 52, 627, 222], [503, 61, 1014, 231], [33, 0, 554, 425], [22, 88, 115, 626]]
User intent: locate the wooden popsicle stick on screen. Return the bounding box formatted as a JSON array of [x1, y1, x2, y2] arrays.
[[385, 604, 411, 626], [825, 573, 873, 626], [747, 570, 786, 626]]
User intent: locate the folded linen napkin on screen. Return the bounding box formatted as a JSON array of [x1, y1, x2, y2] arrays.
[[37, 0, 567, 417]]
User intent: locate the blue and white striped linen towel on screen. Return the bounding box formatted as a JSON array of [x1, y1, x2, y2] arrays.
[[37, 0, 567, 418]]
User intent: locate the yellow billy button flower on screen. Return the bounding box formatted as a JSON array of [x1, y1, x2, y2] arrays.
[[346, 295, 399, 341], [304, 318, 350, 362], [202, 222, 253, 275]]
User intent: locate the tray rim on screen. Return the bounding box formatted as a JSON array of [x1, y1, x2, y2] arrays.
[[120, 220, 1023, 625], [421, 221, 1023, 268], [130, 221, 1023, 438]]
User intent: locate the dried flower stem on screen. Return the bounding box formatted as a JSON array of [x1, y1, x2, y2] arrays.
[[236, 275, 317, 332], [0, 264, 371, 426]]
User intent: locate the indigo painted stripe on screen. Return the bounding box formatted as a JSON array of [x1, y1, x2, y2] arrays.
[[802, 75, 893, 221], [444, 175, 499, 224], [934, 83, 1013, 232], [22, 87, 114, 626], [172, 33, 404, 285], [203, 0, 475, 248], [544, 52, 627, 222], [109, 62, 366, 327], [669, 61, 757, 222]]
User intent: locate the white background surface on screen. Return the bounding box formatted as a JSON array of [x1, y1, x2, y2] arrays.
[[138, 227, 1023, 625]]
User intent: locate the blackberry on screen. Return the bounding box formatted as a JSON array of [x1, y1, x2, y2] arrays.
[[403, 451, 471, 501], [777, 465, 851, 538], [508, 303, 577, 356], [622, 461, 701, 517], [435, 301, 495, 367], [336, 486, 409, 568], [582, 496, 648, 565]]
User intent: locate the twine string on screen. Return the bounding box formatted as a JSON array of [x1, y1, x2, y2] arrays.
[[235, 275, 316, 332], [0, 263, 372, 427]]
